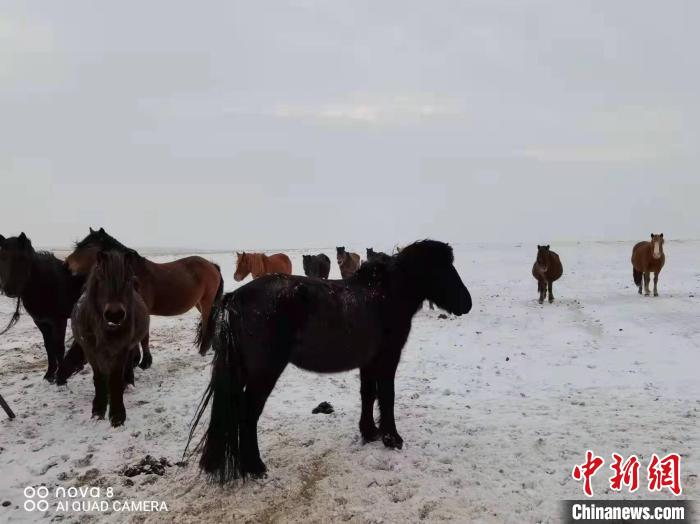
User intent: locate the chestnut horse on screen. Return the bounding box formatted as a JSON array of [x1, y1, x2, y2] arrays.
[[632, 233, 665, 296], [532, 245, 563, 304], [57, 228, 223, 383], [336, 247, 361, 279], [233, 252, 292, 281]]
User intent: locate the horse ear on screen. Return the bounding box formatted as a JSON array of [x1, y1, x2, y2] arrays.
[[537, 245, 541, 249], [99, 227, 105, 233], [0, 234, 5, 245], [89, 227, 95, 234], [546, 245, 550, 249], [660, 233, 664, 238]]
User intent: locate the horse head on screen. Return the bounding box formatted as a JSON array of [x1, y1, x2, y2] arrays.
[[651, 233, 664, 259], [66, 227, 136, 276], [234, 252, 249, 281], [396, 240, 471, 316], [536, 245, 551, 272], [0, 232, 34, 298], [88, 250, 139, 332]]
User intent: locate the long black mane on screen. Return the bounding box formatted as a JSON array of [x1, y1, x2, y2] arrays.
[[76, 228, 142, 260]]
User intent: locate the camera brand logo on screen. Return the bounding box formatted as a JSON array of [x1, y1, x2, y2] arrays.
[[24, 486, 50, 512]]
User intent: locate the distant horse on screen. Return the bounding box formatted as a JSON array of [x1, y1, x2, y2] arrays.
[[187, 240, 472, 482], [336, 247, 361, 279], [234, 252, 292, 281], [532, 245, 563, 304], [632, 233, 665, 296], [0, 233, 85, 382], [57, 228, 223, 383], [366, 248, 388, 262], [302, 254, 331, 279], [72, 251, 149, 427]]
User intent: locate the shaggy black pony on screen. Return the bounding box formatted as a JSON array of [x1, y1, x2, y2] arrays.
[[302, 253, 331, 279], [0, 233, 85, 382], [366, 247, 388, 262], [71, 251, 149, 426], [187, 240, 472, 483]]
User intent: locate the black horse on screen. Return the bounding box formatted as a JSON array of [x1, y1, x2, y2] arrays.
[[302, 253, 331, 279], [0, 233, 85, 382], [71, 251, 149, 426], [188, 240, 472, 482], [366, 247, 388, 262]]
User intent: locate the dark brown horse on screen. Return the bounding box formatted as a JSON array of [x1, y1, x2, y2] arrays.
[[532, 245, 563, 304], [72, 251, 149, 426], [632, 233, 665, 296], [336, 247, 361, 279], [57, 228, 222, 383], [233, 252, 292, 281]]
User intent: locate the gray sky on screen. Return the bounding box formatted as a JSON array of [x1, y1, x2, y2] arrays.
[[1, 0, 698, 249]]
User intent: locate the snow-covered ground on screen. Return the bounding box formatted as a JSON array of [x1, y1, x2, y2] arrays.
[[0, 241, 698, 523]]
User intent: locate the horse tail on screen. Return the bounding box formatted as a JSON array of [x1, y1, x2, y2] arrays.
[[0, 298, 21, 335], [195, 264, 224, 356], [186, 294, 245, 483], [633, 268, 642, 286]]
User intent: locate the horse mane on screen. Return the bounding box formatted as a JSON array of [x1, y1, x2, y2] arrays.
[[396, 239, 454, 267], [250, 254, 266, 277], [350, 254, 394, 285], [76, 230, 143, 261], [85, 251, 132, 296]]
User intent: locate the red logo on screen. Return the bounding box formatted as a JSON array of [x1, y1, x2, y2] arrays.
[[572, 451, 682, 497]]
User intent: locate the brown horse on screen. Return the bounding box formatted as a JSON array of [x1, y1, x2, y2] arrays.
[[336, 246, 361, 279], [631, 233, 665, 296], [233, 252, 292, 281], [532, 245, 563, 304], [60, 228, 222, 375]]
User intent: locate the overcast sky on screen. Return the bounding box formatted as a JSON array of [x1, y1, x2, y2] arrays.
[[1, 1, 698, 250]]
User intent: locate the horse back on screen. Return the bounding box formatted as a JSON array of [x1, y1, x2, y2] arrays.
[[231, 274, 385, 373], [139, 256, 220, 314], [265, 253, 292, 275]]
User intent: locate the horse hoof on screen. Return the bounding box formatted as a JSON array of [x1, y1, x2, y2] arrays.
[[92, 412, 106, 420], [382, 432, 404, 450], [549, 298, 554, 303], [138, 356, 152, 370], [243, 459, 267, 477], [43, 373, 56, 383], [538, 299, 544, 305], [360, 426, 380, 443], [109, 413, 126, 427]]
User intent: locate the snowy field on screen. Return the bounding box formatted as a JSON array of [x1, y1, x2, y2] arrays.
[[0, 241, 698, 523]]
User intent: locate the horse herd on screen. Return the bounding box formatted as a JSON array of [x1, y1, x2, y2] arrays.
[[0, 228, 665, 483]]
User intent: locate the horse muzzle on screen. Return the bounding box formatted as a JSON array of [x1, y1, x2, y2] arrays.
[[103, 305, 127, 329]]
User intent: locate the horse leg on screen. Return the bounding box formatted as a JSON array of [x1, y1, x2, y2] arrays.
[[537, 280, 545, 304], [56, 340, 86, 385], [241, 364, 286, 476], [108, 351, 129, 427], [359, 367, 379, 442], [138, 331, 152, 370], [35, 321, 58, 382], [92, 369, 108, 420], [375, 351, 403, 449], [652, 273, 659, 296], [644, 272, 651, 296], [124, 346, 137, 387], [548, 280, 554, 303]]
